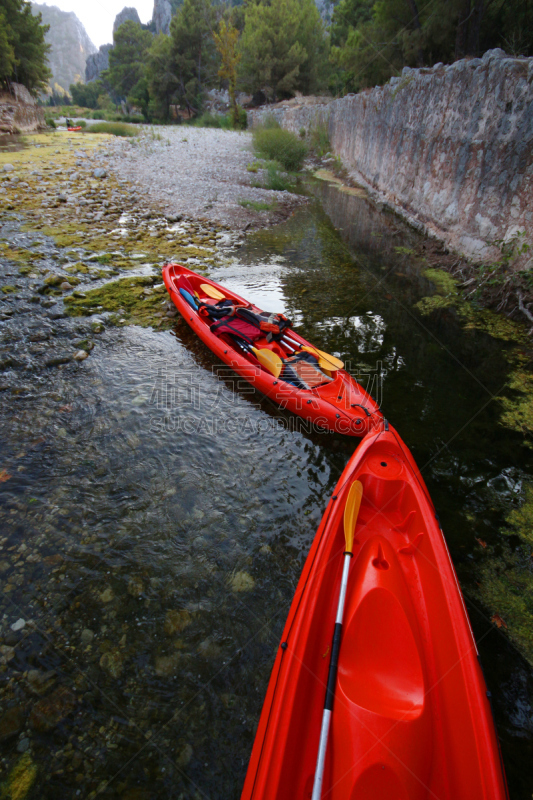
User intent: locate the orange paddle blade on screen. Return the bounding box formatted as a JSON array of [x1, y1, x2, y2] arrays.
[[343, 480, 363, 553]]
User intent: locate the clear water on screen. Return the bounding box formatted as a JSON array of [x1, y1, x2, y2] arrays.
[[0, 182, 531, 799]]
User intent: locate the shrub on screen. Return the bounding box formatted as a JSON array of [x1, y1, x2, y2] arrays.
[[73, 119, 87, 128], [234, 106, 248, 130], [85, 122, 139, 137], [193, 111, 224, 128], [253, 126, 307, 172], [44, 117, 56, 128]]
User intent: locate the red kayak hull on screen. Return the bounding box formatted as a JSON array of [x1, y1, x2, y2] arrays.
[[242, 423, 508, 800], [162, 264, 383, 436]]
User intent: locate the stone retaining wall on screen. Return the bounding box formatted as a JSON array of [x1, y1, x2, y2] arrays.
[[0, 84, 46, 134], [251, 50, 533, 260]]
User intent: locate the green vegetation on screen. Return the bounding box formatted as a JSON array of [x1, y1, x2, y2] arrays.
[[240, 0, 327, 100], [105, 20, 153, 116], [170, 0, 216, 116], [238, 199, 277, 211], [0, 0, 51, 92], [85, 122, 139, 137], [253, 125, 307, 172]]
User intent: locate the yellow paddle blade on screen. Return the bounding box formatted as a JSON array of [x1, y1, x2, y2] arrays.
[[301, 345, 344, 371], [343, 480, 363, 554], [201, 283, 225, 300], [250, 347, 283, 378]]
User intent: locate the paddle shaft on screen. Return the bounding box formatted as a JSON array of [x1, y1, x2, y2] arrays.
[[312, 551, 352, 800]]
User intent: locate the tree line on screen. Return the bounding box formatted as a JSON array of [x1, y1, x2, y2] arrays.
[[1, 0, 532, 115]]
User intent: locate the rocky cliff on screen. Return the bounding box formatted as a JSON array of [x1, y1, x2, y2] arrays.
[[153, 0, 172, 34], [86, 45, 113, 83], [113, 7, 142, 33], [31, 3, 96, 95], [252, 50, 533, 261]]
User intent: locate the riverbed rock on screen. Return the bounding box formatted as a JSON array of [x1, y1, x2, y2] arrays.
[[99, 648, 124, 678], [26, 669, 57, 695], [29, 686, 77, 732], [93, 168, 107, 179], [163, 609, 191, 635], [0, 706, 25, 742]]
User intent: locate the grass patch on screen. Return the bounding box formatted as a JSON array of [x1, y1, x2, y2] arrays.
[[85, 122, 139, 137], [238, 199, 277, 212], [253, 126, 307, 172], [263, 164, 295, 192]]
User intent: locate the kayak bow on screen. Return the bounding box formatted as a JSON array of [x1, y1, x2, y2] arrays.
[[242, 422, 508, 800]]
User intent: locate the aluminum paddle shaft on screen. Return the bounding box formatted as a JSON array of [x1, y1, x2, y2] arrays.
[[311, 552, 352, 800], [312, 479, 363, 800]]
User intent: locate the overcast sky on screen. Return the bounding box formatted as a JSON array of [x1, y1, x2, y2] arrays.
[[37, 0, 154, 48]]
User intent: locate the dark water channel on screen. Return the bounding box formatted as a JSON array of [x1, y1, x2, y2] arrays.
[[0, 180, 532, 799]]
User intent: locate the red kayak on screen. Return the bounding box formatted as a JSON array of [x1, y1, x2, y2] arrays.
[[162, 264, 383, 436], [242, 422, 508, 800], [67, 126, 82, 131]]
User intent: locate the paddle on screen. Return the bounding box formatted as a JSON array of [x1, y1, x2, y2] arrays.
[[234, 338, 283, 378], [200, 283, 225, 301], [282, 340, 335, 376], [312, 479, 363, 800], [179, 288, 198, 309], [282, 335, 344, 371]]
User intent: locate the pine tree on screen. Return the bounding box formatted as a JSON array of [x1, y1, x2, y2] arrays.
[[0, 0, 51, 92], [170, 0, 216, 115], [239, 0, 326, 101], [145, 33, 179, 121], [106, 20, 153, 102]]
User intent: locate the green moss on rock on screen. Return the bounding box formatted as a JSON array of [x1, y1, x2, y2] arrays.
[[0, 754, 37, 800], [64, 277, 173, 329]]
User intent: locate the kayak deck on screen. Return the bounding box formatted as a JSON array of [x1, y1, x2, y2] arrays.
[[242, 424, 508, 800], [162, 264, 383, 436]]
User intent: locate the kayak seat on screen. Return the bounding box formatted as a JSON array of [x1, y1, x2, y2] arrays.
[[339, 538, 425, 721]]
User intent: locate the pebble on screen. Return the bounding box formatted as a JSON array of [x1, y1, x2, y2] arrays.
[[16, 737, 30, 753], [73, 350, 89, 361], [93, 168, 107, 179], [3, 164, 15, 172], [230, 571, 255, 592], [11, 618, 26, 631], [80, 628, 94, 645]]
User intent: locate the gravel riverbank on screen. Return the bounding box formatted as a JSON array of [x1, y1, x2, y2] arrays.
[[102, 126, 306, 230]]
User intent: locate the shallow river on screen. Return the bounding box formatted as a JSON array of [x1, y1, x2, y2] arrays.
[[0, 179, 532, 799]]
